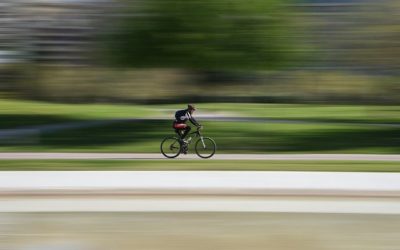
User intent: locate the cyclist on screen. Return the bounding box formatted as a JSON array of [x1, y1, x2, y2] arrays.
[[173, 104, 202, 146]]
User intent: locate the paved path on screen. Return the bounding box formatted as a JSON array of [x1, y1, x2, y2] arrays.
[[1, 171, 400, 213], [1, 170, 400, 193], [3, 213, 400, 250], [0, 152, 399, 161], [2, 196, 400, 214]]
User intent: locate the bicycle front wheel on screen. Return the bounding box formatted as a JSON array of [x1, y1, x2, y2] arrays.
[[160, 137, 181, 158], [195, 137, 216, 159]]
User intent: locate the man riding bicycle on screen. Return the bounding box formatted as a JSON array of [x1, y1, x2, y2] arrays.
[[160, 104, 215, 158], [173, 104, 202, 145]]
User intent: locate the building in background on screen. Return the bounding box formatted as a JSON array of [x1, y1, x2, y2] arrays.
[[0, 0, 112, 66]]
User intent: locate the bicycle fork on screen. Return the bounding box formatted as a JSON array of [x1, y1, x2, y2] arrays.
[[200, 136, 206, 148]]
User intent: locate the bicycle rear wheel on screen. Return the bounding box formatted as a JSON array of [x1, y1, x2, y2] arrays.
[[195, 137, 216, 159], [160, 137, 181, 158]]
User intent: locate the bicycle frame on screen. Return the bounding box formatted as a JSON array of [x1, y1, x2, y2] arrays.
[[178, 128, 205, 147], [163, 126, 215, 158]]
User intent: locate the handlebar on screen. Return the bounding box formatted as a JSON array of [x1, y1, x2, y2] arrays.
[[190, 125, 203, 136]]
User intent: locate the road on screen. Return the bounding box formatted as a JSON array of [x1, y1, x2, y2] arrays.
[[1, 171, 400, 213], [2, 212, 400, 250], [0, 152, 400, 161], [2, 170, 400, 249], [1, 195, 400, 214]]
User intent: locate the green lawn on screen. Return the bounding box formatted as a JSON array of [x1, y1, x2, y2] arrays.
[[199, 103, 400, 124], [1, 120, 399, 154], [0, 99, 160, 128], [1, 99, 399, 154], [2, 99, 400, 128], [0, 159, 399, 171]]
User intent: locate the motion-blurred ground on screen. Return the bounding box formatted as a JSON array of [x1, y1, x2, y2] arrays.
[[2, 213, 400, 250]]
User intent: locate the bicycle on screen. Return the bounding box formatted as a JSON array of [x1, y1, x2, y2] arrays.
[[160, 126, 216, 159]]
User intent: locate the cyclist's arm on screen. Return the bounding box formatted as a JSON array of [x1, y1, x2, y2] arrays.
[[187, 112, 201, 127]]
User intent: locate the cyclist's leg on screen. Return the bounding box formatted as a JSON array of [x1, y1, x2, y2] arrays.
[[174, 129, 182, 138], [181, 126, 191, 139], [181, 126, 191, 154], [173, 122, 188, 139]]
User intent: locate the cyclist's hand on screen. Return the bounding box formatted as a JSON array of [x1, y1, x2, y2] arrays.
[[197, 125, 203, 130]]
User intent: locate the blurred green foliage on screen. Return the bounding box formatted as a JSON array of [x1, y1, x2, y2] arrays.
[[103, 0, 298, 70], [1, 0, 399, 104], [9, 66, 398, 104]]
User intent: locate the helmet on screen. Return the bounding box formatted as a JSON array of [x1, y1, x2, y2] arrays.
[[188, 104, 196, 111]]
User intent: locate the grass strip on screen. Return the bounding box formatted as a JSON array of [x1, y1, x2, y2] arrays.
[[0, 160, 399, 172]]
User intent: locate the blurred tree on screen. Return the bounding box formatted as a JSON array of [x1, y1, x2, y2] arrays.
[[102, 0, 299, 72]]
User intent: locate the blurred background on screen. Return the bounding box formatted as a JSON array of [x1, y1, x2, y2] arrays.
[[1, 2, 400, 250], [0, 0, 398, 103], [0, 0, 399, 153]]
